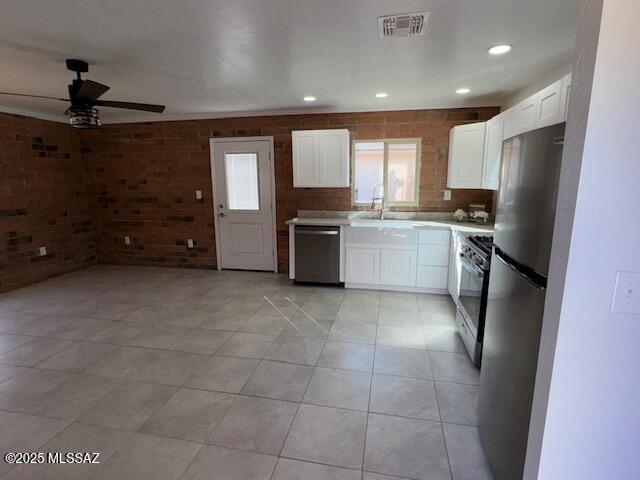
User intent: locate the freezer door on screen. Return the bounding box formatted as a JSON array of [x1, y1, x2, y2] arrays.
[[494, 123, 565, 275], [478, 250, 546, 480]]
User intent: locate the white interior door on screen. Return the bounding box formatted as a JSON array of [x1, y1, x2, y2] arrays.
[[211, 138, 275, 271]]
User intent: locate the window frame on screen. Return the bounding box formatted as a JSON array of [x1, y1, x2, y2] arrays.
[[351, 138, 422, 207]]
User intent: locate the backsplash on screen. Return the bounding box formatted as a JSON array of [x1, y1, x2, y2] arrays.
[[80, 108, 497, 272]]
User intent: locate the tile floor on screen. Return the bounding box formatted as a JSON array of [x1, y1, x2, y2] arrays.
[[0, 265, 493, 480]]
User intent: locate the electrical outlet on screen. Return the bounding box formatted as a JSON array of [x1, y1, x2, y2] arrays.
[[195, 190, 203, 200], [124, 236, 131, 245], [611, 271, 640, 314], [443, 190, 452, 201], [187, 239, 194, 249], [38, 246, 47, 256]]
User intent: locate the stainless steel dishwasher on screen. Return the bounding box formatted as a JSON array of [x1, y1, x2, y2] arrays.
[[294, 226, 341, 285]]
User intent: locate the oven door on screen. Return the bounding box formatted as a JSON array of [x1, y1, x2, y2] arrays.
[[458, 257, 485, 338]]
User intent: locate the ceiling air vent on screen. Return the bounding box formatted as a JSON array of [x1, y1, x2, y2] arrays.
[[378, 12, 429, 38]]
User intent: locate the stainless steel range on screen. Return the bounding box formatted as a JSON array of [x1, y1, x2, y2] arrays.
[[456, 234, 493, 366]]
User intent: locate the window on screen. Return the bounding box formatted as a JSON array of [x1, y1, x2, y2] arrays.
[[352, 139, 420, 206], [225, 152, 260, 210]]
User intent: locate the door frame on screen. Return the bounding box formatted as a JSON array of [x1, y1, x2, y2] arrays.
[[209, 136, 278, 273]]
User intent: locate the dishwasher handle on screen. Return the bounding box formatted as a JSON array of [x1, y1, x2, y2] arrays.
[[295, 229, 339, 236]]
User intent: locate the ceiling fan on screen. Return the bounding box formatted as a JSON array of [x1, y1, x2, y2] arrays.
[[0, 59, 165, 128]]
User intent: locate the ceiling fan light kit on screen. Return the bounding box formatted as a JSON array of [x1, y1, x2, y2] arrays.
[[69, 106, 101, 129], [0, 59, 165, 128]]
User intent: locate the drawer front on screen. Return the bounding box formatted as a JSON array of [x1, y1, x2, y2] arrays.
[[418, 228, 451, 245], [416, 266, 448, 289], [417, 244, 449, 267]]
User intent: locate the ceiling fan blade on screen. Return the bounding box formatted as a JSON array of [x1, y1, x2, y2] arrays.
[[75, 80, 110, 101], [93, 100, 165, 113], [0, 92, 67, 101]]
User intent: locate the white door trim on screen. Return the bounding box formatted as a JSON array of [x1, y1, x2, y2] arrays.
[[209, 136, 278, 273]]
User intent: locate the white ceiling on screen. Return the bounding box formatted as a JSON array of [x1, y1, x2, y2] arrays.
[[0, 0, 578, 123]]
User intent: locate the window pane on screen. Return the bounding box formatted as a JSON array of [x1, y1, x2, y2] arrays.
[[354, 142, 384, 203], [387, 143, 418, 203], [225, 153, 260, 210]]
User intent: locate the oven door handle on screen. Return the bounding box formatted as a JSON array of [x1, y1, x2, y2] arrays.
[[461, 257, 485, 276]]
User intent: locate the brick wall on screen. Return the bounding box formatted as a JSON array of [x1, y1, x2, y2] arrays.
[[0, 112, 95, 293], [79, 108, 497, 272]]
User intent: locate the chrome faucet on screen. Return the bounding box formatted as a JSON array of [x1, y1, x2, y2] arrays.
[[370, 183, 386, 220]]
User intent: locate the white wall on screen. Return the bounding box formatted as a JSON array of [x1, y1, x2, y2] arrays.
[[502, 59, 574, 110], [526, 0, 640, 478]]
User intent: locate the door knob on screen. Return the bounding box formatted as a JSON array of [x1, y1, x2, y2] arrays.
[[219, 212, 225, 217]]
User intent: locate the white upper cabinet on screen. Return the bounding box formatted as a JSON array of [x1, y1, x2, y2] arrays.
[[292, 129, 350, 188], [482, 114, 504, 190], [502, 74, 572, 141], [559, 73, 572, 121], [445, 75, 571, 192], [535, 79, 563, 129], [292, 131, 319, 186], [446, 122, 486, 189], [519, 93, 540, 134], [504, 94, 541, 141]]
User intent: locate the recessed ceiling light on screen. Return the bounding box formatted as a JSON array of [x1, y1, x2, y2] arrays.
[[456, 88, 471, 94], [303, 96, 316, 102], [488, 44, 512, 55], [375, 92, 388, 98]]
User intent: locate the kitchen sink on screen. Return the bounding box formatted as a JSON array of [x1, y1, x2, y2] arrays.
[[350, 219, 414, 229]]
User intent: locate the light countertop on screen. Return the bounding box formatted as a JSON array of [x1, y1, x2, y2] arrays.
[[285, 216, 494, 233]]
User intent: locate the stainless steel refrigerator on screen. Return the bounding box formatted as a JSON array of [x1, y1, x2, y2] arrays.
[[478, 123, 566, 480]]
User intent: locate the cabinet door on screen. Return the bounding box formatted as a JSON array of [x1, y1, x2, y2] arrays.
[[416, 266, 448, 290], [559, 73, 572, 122], [446, 122, 487, 189], [346, 248, 380, 285], [292, 131, 319, 187], [318, 130, 350, 187], [482, 114, 504, 190], [380, 250, 417, 287], [502, 107, 519, 140], [519, 94, 540, 134], [417, 244, 449, 267], [535, 79, 563, 128], [448, 234, 460, 301]]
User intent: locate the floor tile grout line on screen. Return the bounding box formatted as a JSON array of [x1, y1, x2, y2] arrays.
[[361, 307, 379, 474], [270, 295, 337, 479]]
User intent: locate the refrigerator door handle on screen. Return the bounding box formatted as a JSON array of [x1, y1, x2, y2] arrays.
[[494, 247, 547, 290]]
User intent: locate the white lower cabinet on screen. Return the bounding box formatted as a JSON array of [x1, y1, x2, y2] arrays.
[[448, 231, 461, 302], [345, 226, 451, 293], [345, 248, 380, 285], [416, 266, 448, 289], [417, 243, 449, 267], [380, 250, 417, 287]]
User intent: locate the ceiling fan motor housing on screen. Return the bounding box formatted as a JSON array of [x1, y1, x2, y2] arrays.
[[66, 59, 89, 74]]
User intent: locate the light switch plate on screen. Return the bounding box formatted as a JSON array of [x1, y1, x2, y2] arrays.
[[187, 239, 194, 249], [195, 190, 203, 200], [443, 190, 452, 201], [611, 271, 640, 314], [124, 236, 131, 245], [38, 246, 47, 256]]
